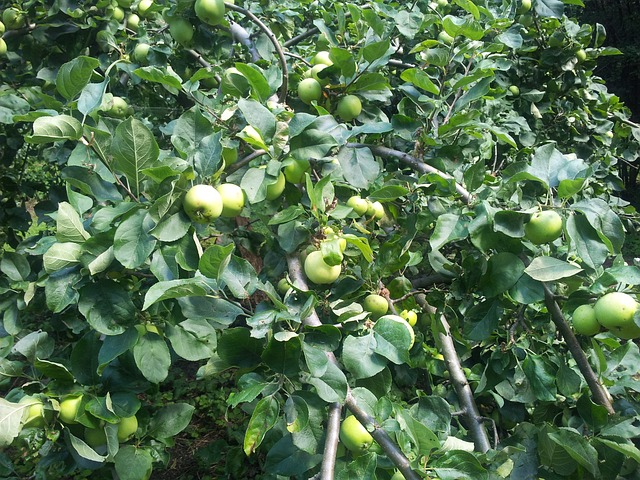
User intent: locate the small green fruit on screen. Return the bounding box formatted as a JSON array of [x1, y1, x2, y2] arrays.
[[347, 196, 369, 216], [168, 17, 194, 45], [133, 43, 150, 63], [340, 415, 373, 454], [336, 95, 362, 122], [298, 78, 322, 105], [216, 183, 245, 217], [304, 250, 341, 284], [194, 0, 225, 26], [524, 210, 563, 245], [117, 416, 138, 442], [59, 395, 83, 424], [266, 171, 286, 200], [572, 304, 599, 336], [283, 158, 310, 184], [363, 294, 389, 319], [312, 51, 333, 66], [127, 13, 140, 31], [0, 38, 7, 56]]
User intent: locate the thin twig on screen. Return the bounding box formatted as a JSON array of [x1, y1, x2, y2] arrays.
[[223, 149, 268, 176], [346, 143, 472, 203]]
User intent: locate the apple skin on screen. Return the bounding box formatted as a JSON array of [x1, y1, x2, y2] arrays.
[[576, 49, 587, 62], [524, 210, 563, 245], [304, 250, 341, 284], [283, 158, 310, 184], [571, 304, 600, 336], [310, 64, 330, 86], [594, 292, 640, 339], [366, 200, 385, 220], [195, 0, 225, 26], [400, 309, 418, 327], [168, 18, 195, 45], [59, 395, 83, 425], [117, 415, 138, 442], [0, 39, 7, 56], [112, 6, 125, 21], [127, 13, 140, 31], [438, 30, 454, 45], [339, 415, 373, 453], [183, 184, 224, 223], [363, 294, 389, 319], [137, 0, 154, 17], [133, 43, 150, 63], [265, 171, 286, 200], [19, 397, 46, 427], [216, 183, 245, 217], [312, 51, 333, 66], [298, 78, 322, 105], [336, 95, 362, 122], [347, 196, 369, 216]]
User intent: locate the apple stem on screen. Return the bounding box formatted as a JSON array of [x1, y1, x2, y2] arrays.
[[346, 143, 472, 203], [542, 284, 615, 414], [286, 254, 421, 480], [224, 3, 288, 103]]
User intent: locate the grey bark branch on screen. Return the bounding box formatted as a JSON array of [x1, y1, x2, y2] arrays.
[[319, 402, 342, 480], [286, 255, 421, 480], [225, 3, 289, 103], [229, 20, 261, 62], [346, 143, 472, 204], [542, 284, 615, 414]]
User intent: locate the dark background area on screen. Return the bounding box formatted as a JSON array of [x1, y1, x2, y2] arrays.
[[582, 0, 640, 121]]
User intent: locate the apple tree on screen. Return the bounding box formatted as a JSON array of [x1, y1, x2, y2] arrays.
[[2, 0, 640, 478]]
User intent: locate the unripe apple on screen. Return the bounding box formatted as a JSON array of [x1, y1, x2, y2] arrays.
[[194, 0, 225, 26], [137, 0, 153, 17], [112, 6, 125, 21], [127, 13, 140, 31], [347, 196, 369, 216], [310, 64, 330, 86], [168, 17, 194, 45], [312, 51, 333, 66], [133, 43, 150, 63], [0, 20, 5, 35], [438, 30, 454, 46], [298, 78, 322, 105], [0, 38, 7, 56], [335, 95, 362, 122], [216, 183, 245, 217], [283, 158, 310, 184]]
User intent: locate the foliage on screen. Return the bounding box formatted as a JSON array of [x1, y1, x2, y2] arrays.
[[2, 0, 640, 479]]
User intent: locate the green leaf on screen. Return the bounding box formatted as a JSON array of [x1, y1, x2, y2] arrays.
[[111, 118, 160, 197], [1, 252, 30, 282], [147, 403, 195, 439], [142, 277, 210, 310], [523, 354, 557, 402], [430, 213, 469, 251], [149, 212, 190, 242], [342, 334, 387, 379], [480, 252, 525, 297], [43, 242, 83, 273], [524, 257, 583, 282], [244, 396, 280, 455], [98, 329, 138, 374], [0, 398, 25, 447], [28, 115, 83, 144], [397, 409, 440, 457], [570, 199, 625, 254], [442, 15, 485, 40], [463, 299, 503, 341], [56, 56, 100, 101], [565, 214, 609, 270], [285, 395, 309, 434], [113, 208, 157, 269], [337, 145, 380, 190], [432, 450, 488, 480], [133, 334, 171, 383], [114, 446, 153, 480], [593, 437, 640, 464], [78, 80, 108, 116], [78, 281, 135, 335], [548, 428, 599, 476], [372, 316, 412, 364], [535, 0, 564, 18], [56, 202, 90, 243], [234, 63, 272, 102], [453, 0, 480, 19], [220, 255, 258, 299], [67, 430, 106, 464], [238, 98, 277, 140], [401, 68, 440, 95], [165, 323, 216, 361], [199, 244, 234, 281], [133, 66, 183, 92], [306, 360, 348, 403]]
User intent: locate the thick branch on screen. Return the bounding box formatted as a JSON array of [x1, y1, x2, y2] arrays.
[[223, 149, 267, 176], [229, 20, 261, 62], [225, 3, 289, 103], [436, 314, 492, 452], [346, 143, 472, 204], [542, 284, 615, 414], [286, 255, 420, 480], [319, 402, 342, 480]]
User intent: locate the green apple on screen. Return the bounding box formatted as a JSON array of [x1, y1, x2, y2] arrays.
[[117, 415, 138, 442], [298, 78, 322, 105], [216, 183, 245, 217], [509, 85, 520, 95], [19, 396, 46, 427], [594, 292, 640, 339], [3, 8, 26, 30], [222, 147, 238, 166], [127, 13, 140, 30], [183, 184, 223, 223], [133, 43, 150, 63], [0, 20, 5, 35], [519, 13, 533, 28], [347, 196, 369, 216], [168, 17, 194, 45], [112, 6, 125, 21], [310, 64, 330, 86], [84, 427, 107, 448], [438, 30, 454, 46], [571, 304, 599, 336], [339, 415, 373, 454], [137, 0, 153, 17], [0, 38, 7, 56], [277, 277, 291, 295], [336, 95, 362, 122], [265, 171, 286, 200], [576, 49, 587, 62], [366, 200, 385, 219], [400, 309, 418, 327], [283, 158, 310, 184], [517, 0, 532, 14], [195, 0, 225, 26], [108, 96, 131, 118], [312, 51, 333, 66], [363, 294, 389, 319], [524, 210, 563, 245], [388, 276, 412, 298], [59, 395, 83, 424], [304, 250, 341, 284]]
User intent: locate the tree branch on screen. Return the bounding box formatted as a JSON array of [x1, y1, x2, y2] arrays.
[[225, 3, 289, 103], [320, 402, 342, 480], [223, 149, 268, 176], [346, 143, 472, 204], [286, 255, 421, 480], [229, 20, 261, 62], [542, 283, 615, 414]]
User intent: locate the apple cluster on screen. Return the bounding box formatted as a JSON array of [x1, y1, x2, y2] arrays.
[[572, 292, 640, 339], [183, 182, 245, 224], [297, 51, 363, 122]]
